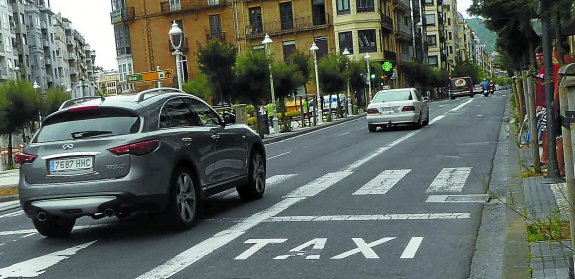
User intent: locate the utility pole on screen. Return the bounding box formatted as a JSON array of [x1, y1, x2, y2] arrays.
[[541, 0, 560, 178]]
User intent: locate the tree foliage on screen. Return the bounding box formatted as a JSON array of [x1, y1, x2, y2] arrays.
[[183, 73, 214, 103], [41, 88, 70, 117], [272, 61, 304, 107], [398, 62, 433, 88], [450, 60, 485, 84], [288, 51, 312, 83], [197, 39, 237, 105], [317, 55, 346, 96], [234, 50, 270, 106]]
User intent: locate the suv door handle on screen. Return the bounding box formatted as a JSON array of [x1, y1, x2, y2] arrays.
[[211, 134, 220, 140], [182, 138, 193, 142]]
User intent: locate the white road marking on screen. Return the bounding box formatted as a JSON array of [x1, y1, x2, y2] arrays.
[[400, 237, 424, 259], [0, 224, 107, 236], [267, 151, 291, 160], [234, 239, 287, 260], [353, 169, 411, 195], [477, 115, 483, 117], [266, 118, 364, 145], [426, 194, 489, 203], [346, 133, 418, 171], [339, 131, 350, 136], [331, 237, 395, 259], [439, 105, 446, 107], [222, 174, 297, 198], [450, 99, 474, 112], [425, 167, 472, 193], [267, 213, 471, 222], [0, 241, 96, 279], [0, 211, 23, 220], [274, 238, 327, 260], [137, 171, 352, 279]]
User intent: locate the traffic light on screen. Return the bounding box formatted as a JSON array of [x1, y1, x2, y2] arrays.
[[370, 74, 376, 79]]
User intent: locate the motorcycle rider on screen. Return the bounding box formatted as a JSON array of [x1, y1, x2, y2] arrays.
[[489, 80, 495, 94], [481, 79, 489, 95]]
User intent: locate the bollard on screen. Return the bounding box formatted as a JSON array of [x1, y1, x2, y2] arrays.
[[527, 75, 542, 174], [558, 63, 575, 273]]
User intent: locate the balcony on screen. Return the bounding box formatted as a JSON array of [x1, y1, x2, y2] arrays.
[[245, 15, 330, 39], [47, 76, 53, 83], [395, 24, 413, 42], [66, 36, 75, 46], [168, 38, 189, 53], [393, 0, 411, 13], [160, 0, 226, 14], [110, 8, 127, 24], [43, 39, 49, 48], [68, 53, 77, 61], [70, 68, 78, 75], [44, 57, 51, 65], [384, 50, 397, 62], [40, 21, 47, 29], [206, 32, 225, 41], [381, 14, 393, 32]]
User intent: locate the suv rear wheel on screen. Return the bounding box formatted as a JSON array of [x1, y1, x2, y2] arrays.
[[33, 216, 75, 237], [167, 167, 201, 229], [237, 151, 266, 201]]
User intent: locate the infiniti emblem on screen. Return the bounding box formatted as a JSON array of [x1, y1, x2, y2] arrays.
[[62, 144, 74, 150]]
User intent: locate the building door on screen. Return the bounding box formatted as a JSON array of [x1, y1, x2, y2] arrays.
[[279, 2, 293, 30], [249, 7, 263, 34], [209, 14, 222, 36], [312, 0, 326, 25]]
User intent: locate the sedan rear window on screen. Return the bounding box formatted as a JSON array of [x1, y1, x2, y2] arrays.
[[33, 108, 140, 143], [372, 90, 413, 102]]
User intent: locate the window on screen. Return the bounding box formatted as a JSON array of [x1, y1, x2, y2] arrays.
[[338, 31, 353, 54], [358, 29, 376, 53], [282, 41, 296, 61], [357, 0, 374, 12], [279, 2, 293, 30], [425, 0, 433, 4], [449, 46, 453, 54], [425, 14, 435, 26], [448, 18, 451, 25], [207, 0, 220, 5], [161, 98, 198, 128], [448, 32, 452, 40], [428, 55, 438, 67], [252, 44, 265, 51], [249, 7, 263, 34], [427, 35, 437, 46], [187, 98, 221, 127], [3, 14, 7, 30], [169, 0, 181, 11], [314, 36, 328, 58], [336, 0, 350, 15], [209, 14, 221, 35], [312, 0, 327, 25]]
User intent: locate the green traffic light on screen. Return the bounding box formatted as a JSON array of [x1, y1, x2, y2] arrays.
[[370, 74, 375, 79]]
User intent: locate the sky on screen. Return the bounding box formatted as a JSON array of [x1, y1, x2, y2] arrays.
[[50, 0, 117, 71], [458, 0, 473, 18]]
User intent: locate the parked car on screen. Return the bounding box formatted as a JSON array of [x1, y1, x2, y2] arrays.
[[449, 76, 475, 99], [16, 88, 266, 237], [367, 88, 430, 132]]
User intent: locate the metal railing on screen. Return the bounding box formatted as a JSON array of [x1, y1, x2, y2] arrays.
[[381, 14, 393, 31], [245, 14, 330, 39], [206, 32, 225, 41], [160, 0, 226, 13], [110, 8, 127, 24], [384, 50, 397, 62]]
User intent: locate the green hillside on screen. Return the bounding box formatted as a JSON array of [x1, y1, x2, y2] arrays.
[[466, 18, 497, 54]]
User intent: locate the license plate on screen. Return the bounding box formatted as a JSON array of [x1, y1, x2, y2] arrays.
[[381, 107, 396, 112], [50, 157, 93, 172]]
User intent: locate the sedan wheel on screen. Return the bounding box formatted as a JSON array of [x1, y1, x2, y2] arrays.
[[237, 151, 266, 201], [168, 167, 200, 229]]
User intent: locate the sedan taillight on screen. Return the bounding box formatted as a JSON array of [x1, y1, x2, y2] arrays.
[[402, 106, 416, 112], [15, 153, 37, 165], [367, 108, 380, 114], [109, 140, 160, 156]]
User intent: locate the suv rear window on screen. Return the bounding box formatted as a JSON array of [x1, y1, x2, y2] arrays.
[[373, 90, 413, 102], [33, 108, 140, 143]]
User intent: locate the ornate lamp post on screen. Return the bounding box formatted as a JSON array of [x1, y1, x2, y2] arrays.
[[342, 47, 353, 116], [168, 21, 184, 91], [262, 33, 278, 134], [364, 53, 372, 103], [310, 41, 323, 125]]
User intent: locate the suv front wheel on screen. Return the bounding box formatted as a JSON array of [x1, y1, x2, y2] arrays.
[[167, 167, 201, 229], [237, 151, 266, 201]]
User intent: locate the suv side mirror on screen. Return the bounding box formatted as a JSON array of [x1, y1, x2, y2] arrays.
[[222, 112, 236, 125]]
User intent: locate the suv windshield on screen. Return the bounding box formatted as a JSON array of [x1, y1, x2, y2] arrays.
[[33, 108, 140, 143], [372, 90, 412, 102]]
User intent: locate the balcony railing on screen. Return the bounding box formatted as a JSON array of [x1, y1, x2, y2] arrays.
[[68, 53, 77, 61], [44, 57, 51, 65], [395, 24, 413, 42], [168, 38, 189, 52], [110, 8, 127, 24], [160, 0, 226, 14], [393, 0, 411, 12], [245, 15, 330, 39], [40, 21, 47, 29], [384, 50, 397, 62], [381, 14, 393, 31], [206, 32, 225, 41]]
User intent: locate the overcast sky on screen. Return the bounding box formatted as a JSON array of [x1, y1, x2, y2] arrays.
[[458, 0, 473, 18], [50, 0, 117, 71]]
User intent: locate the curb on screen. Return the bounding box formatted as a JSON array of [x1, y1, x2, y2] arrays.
[[0, 196, 19, 213], [262, 114, 365, 144]]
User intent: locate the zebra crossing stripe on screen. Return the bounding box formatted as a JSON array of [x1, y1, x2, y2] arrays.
[[353, 169, 411, 195], [223, 174, 297, 198], [425, 167, 472, 193]]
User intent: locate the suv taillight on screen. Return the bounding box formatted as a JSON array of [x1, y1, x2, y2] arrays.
[[367, 108, 380, 114], [15, 153, 37, 165], [109, 140, 160, 156]]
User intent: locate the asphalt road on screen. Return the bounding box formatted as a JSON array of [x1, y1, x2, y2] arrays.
[[0, 91, 509, 279]]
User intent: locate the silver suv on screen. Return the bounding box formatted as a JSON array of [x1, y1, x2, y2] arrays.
[[16, 88, 266, 237]]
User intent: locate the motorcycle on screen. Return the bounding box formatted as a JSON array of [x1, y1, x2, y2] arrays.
[[483, 87, 489, 97]]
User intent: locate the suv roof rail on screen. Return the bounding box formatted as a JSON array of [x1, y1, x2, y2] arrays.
[[134, 87, 185, 102], [59, 96, 103, 110]]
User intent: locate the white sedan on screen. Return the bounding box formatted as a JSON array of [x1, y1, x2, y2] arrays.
[[367, 88, 430, 132]]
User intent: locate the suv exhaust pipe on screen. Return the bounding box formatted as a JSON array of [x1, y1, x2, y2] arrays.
[[104, 208, 115, 217], [36, 212, 48, 222]]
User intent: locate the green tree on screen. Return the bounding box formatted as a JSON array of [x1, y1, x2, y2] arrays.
[[451, 60, 484, 84], [348, 60, 367, 107], [288, 51, 312, 83], [0, 80, 41, 167], [182, 73, 214, 103], [398, 62, 433, 88], [197, 39, 237, 106], [272, 61, 304, 111], [317, 55, 347, 119], [41, 88, 70, 117]]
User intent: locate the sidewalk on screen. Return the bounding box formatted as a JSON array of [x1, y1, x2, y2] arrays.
[[0, 114, 366, 212], [518, 145, 574, 278]]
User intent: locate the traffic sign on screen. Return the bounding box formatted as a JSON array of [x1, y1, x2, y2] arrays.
[[382, 61, 393, 72], [127, 69, 174, 83]]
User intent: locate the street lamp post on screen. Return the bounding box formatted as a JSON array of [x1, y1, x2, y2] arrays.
[[342, 47, 353, 116], [262, 33, 278, 134], [310, 42, 323, 125], [33, 81, 41, 128], [169, 21, 184, 91], [364, 53, 372, 103]]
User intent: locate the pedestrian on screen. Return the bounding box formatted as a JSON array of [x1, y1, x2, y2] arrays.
[[266, 101, 276, 129]]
